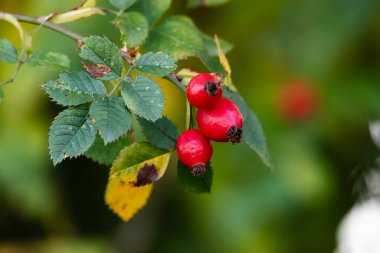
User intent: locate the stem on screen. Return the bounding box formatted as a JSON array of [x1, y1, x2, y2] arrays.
[[164, 75, 186, 93], [186, 101, 194, 130], [108, 66, 134, 96], [0, 40, 27, 86], [0, 11, 83, 41]]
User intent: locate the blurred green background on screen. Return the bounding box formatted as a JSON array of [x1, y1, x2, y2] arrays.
[[1, 0, 380, 252]]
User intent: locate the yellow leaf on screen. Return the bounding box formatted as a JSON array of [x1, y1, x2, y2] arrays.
[[0, 13, 32, 52], [83, 0, 97, 8], [214, 35, 231, 76], [51, 0, 104, 24], [105, 177, 153, 222], [214, 35, 237, 90], [105, 143, 171, 222], [0, 13, 24, 39]]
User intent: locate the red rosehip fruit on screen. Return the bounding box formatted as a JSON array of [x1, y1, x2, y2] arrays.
[[196, 98, 243, 144], [186, 73, 222, 109], [176, 129, 213, 176], [277, 81, 319, 121]]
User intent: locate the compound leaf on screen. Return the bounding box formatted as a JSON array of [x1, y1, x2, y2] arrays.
[[223, 88, 272, 170], [27, 51, 71, 72], [79, 36, 123, 80], [114, 12, 149, 48], [109, 0, 138, 10], [89, 96, 132, 144], [135, 52, 177, 76], [144, 16, 204, 60], [85, 134, 131, 165], [130, 0, 171, 25], [49, 107, 96, 165], [42, 71, 106, 106], [121, 76, 165, 121], [177, 161, 213, 194], [138, 116, 179, 150], [0, 39, 18, 63]]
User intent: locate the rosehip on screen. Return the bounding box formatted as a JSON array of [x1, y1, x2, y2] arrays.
[[197, 98, 243, 144], [176, 129, 213, 176], [186, 73, 222, 109]]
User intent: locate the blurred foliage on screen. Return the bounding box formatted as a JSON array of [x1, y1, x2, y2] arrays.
[[1, 0, 380, 252]]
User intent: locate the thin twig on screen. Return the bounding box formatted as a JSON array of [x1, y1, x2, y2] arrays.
[[0, 41, 27, 86], [94, 6, 118, 15]]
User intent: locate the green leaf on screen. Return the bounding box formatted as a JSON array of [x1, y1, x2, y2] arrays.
[[89, 96, 132, 144], [49, 107, 96, 165], [138, 116, 179, 150], [130, 0, 171, 25], [187, 0, 230, 8], [26, 51, 71, 72], [198, 53, 226, 75], [177, 161, 213, 194], [135, 52, 177, 76], [0, 87, 4, 103], [121, 76, 165, 121], [42, 71, 106, 106], [0, 39, 18, 63], [79, 36, 123, 80], [144, 16, 204, 60], [223, 88, 272, 169], [85, 135, 130, 165], [109, 0, 138, 10], [110, 142, 169, 176], [114, 12, 149, 48]]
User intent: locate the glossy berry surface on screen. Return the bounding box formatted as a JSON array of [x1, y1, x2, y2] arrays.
[[176, 129, 213, 176], [197, 98, 243, 143], [186, 73, 222, 109]]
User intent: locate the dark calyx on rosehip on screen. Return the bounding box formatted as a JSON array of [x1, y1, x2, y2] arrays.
[[186, 73, 222, 109], [176, 129, 213, 177], [197, 98, 243, 144], [204, 80, 219, 96]]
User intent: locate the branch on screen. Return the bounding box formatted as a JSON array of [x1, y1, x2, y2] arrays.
[[108, 65, 134, 96], [0, 11, 187, 93], [0, 11, 83, 41]]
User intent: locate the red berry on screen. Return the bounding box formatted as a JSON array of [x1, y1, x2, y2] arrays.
[[176, 129, 213, 176], [186, 73, 222, 109], [277, 81, 319, 121], [197, 98, 243, 143]]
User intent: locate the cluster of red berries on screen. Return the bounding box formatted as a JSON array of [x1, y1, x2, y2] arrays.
[[176, 73, 243, 177]]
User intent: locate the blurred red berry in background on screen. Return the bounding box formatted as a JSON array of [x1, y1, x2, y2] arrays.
[[277, 80, 319, 121]]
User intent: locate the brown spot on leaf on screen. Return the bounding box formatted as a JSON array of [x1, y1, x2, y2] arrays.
[[83, 62, 111, 78], [132, 163, 159, 187], [174, 74, 183, 82]]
